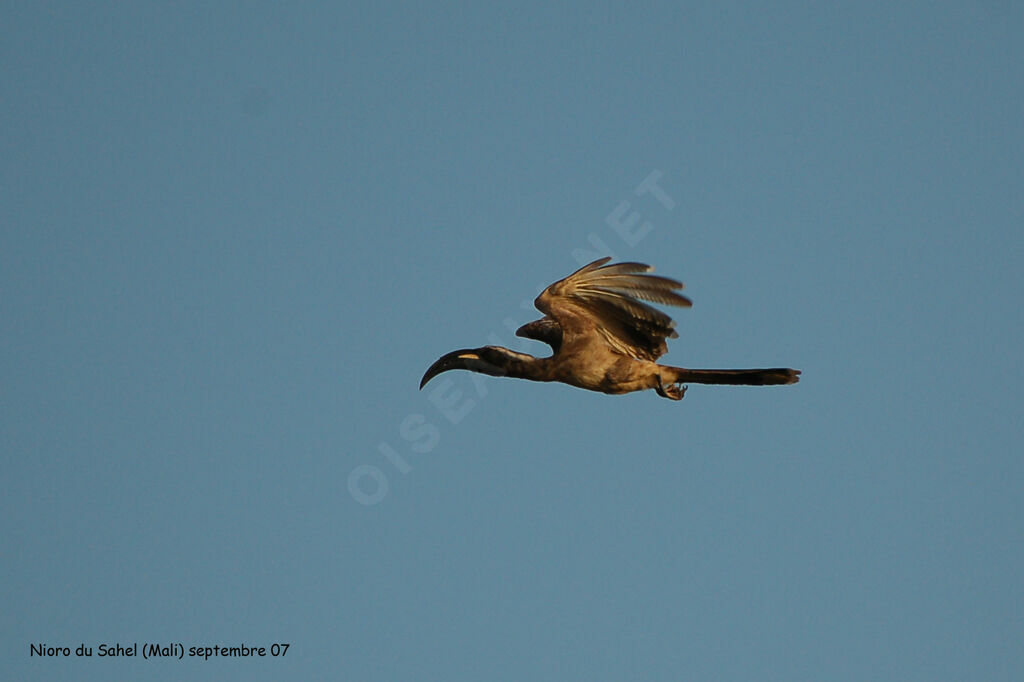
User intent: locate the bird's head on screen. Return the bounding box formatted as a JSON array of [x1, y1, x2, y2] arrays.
[[419, 346, 523, 389]]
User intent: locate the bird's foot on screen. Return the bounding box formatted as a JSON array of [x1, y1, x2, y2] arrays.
[[655, 376, 687, 401], [662, 383, 687, 400]]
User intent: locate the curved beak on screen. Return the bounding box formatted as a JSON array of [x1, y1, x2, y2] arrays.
[[419, 349, 480, 389]]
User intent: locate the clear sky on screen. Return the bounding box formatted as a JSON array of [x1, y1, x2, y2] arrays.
[[2, 2, 1022, 680]]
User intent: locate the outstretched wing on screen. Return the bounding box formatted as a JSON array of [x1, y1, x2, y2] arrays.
[[534, 257, 692, 361]]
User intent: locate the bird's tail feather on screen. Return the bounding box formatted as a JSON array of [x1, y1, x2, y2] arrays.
[[669, 367, 801, 386]]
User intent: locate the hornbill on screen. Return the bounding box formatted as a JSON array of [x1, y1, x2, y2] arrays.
[[419, 258, 800, 400]]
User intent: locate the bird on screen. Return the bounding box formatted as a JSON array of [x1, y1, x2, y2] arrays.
[[419, 257, 800, 400]]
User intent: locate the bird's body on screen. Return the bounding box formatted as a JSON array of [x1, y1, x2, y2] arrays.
[[420, 258, 800, 400]]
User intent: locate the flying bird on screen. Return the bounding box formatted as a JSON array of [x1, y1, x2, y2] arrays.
[[420, 258, 800, 400]]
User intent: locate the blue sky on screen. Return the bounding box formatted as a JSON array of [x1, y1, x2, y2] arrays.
[[2, 2, 1022, 680]]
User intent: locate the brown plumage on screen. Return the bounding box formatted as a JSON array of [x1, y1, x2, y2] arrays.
[[420, 258, 800, 400]]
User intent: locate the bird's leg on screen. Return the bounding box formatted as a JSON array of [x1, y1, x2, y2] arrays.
[[654, 374, 687, 401]]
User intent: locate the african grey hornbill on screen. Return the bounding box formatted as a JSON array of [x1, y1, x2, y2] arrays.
[[419, 257, 800, 400]]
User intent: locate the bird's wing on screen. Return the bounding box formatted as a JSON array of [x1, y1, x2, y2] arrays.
[[515, 316, 563, 352], [534, 257, 692, 361]]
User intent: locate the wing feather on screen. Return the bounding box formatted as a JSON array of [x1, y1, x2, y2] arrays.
[[515, 316, 563, 352], [535, 258, 692, 361]]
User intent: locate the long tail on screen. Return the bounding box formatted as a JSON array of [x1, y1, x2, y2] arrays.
[[669, 367, 801, 386]]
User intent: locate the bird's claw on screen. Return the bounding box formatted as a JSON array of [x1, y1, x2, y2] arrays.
[[655, 376, 687, 401], [663, 383, 687, 400]]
